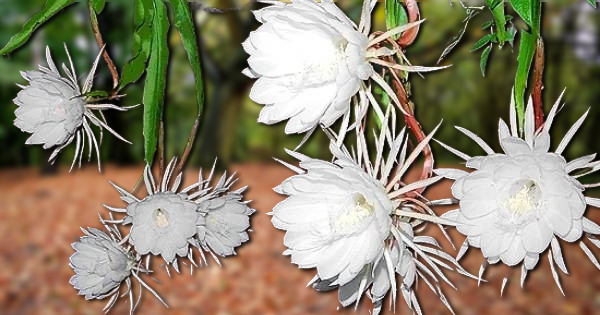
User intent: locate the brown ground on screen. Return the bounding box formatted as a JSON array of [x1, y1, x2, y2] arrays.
[[1, 163, 600, 315]]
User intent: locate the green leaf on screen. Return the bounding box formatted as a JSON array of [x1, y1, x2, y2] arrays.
[[509, 0, 532, 27], [117, 0, 155, 91], [589, 0, 597, 8], [0, 0, 76, 55], [168, 0, 205, 116], [480, 21, 494, 30], [91, 0, 105, 14], [385, 0, 408, 40], [480, 45, 492, 77], [505, 15, 514, 22], [470, 34, 496, 52], [142, 0, 170, 166], [488, 0, 507, 46], [83, 90, 110, 99], [373, 86, 391, 129], [514, 30, 536, 134]]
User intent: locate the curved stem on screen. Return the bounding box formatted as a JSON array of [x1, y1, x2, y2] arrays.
[[88, 2, 119, 90]]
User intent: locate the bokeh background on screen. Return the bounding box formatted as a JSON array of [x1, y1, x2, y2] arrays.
[[1, 0, 600, 314]]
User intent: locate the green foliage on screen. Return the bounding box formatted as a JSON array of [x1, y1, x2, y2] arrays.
[[168, 0, 205, 116], [514, 30, 536, 133], [480, 20, 494, 30], [0, 0, 75, 55], [90, 0, 105, 14], [480, 45, 492, 77], [385, 0, 408, 40], [470, 34, 497, 52], [589, 0, 598, 8], [142, 0, 169, 166], [486, 0, 507, 46], [118, 0, 154, 92]]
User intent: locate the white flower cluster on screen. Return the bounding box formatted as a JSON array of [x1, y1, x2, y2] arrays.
[[13, 45, 136, 171], [435, 92, 600, 295], [69, 158, 254, 312]]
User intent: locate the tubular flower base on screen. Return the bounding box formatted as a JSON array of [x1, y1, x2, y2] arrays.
[[13, 45, 136, 172], [434, 90, 600, 294], [271, 117, 477, 315], [243, 0, 444, 135]]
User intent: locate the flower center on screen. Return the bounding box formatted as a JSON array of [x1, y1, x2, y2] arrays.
[[505, 179, 541, 216], [331, 193, 375, 236], [153, 208, 170, 228], [297, 36, 347, 86]]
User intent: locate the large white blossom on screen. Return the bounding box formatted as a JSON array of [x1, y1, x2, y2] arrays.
[[243, 0, 373, 134], [272, 117, 475, 314], [13, 45, 135, 171], [271, 147, 394, 286], [435, 91, 600, 293], [242, 0, 436, 135]]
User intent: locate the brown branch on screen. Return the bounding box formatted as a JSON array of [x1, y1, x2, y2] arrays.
[[533, 37, 545, 130], [391, 77, 434, 198], [173, 114, 201, 177], [89, 2, 119, 90]]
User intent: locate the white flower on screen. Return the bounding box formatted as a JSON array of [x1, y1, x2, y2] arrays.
[[13, 44, 135, 171], [197, 184, 254, 257], [70, 226, 168, 313], [106, 161, 199, 264], [272, 120, 472, 314], [69, 227, 134, 300], [435, 91, 600, 293], [271, 148, 394, 286], [242, 0, 374, 134]]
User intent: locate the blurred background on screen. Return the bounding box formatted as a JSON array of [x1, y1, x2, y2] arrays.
[[1, 0, 600, 314]]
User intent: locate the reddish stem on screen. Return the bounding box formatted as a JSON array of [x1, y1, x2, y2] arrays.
[[533, 37, 545, 130]]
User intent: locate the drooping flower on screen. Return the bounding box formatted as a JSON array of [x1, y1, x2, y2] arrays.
[[272, 116, 474, 314], [13, 44, 135, 171], [242, 0, 439, 134], [69, 226, 168, 313], [196, 179, 254, 258], [70, 227, 135, 300], [435, 90, 600, 294]]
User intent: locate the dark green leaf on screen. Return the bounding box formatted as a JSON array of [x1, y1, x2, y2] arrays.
[[117, 0, 154, 91], [385, 0, 408, 40], [514, 30, 536, 133], [480, 45, 492, 77], [480, 21, 494, 30], [91, 0, 105, 14], [142, 0, 169, 165], [589, 0, 597, 8], [0, 0, 75, 55], [509, 0, 532, 27], [530, 0, 541, 36], [470, 34, 496, 52], [168, 0, 205, 116]]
